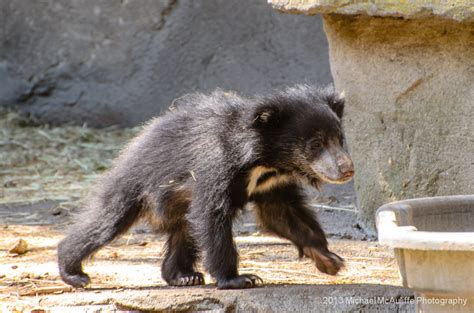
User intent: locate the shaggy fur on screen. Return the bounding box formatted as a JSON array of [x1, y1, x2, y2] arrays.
[[57, 85, 354, 289]]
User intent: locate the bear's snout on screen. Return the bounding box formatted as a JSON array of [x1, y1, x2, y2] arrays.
[[337, 156, 354, 180], [309, 138, 354, 184]]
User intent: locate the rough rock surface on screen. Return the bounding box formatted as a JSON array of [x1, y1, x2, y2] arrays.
[[0, 0, 332, 127], [40, 284, 414, 312], [323, 15, 474, 234], [269, 1, 474, 234], [269, 0, 474, 22]]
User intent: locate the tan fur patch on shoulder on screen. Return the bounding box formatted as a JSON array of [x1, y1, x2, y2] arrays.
[[247, 166, 294, 196]]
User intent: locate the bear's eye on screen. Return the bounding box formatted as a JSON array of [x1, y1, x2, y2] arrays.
[[311, 140, 321, 148], [305, 138, 322, 153]]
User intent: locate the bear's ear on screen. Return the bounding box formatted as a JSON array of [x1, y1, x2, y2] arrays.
[[325, 90, 345, 119], [251, 105, 281, 128]]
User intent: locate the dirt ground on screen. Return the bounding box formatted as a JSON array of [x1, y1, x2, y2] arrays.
[[0, 223, 402, 311]]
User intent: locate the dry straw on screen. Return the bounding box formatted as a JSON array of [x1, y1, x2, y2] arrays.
[[0, 109, 139, 208]]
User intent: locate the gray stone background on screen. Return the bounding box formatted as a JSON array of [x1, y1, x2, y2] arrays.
[[0, 0, 332, 127], [1, 0, 366, 237]]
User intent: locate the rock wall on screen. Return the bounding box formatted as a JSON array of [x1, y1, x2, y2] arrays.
[[323, 15, 474, 233], [0, 0, 332, 127]]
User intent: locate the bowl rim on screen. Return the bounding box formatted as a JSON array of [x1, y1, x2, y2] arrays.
[[376, 195, 474, 251]]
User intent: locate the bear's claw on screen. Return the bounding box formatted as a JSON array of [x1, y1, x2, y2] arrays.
[[217, 274, 263, 289], [169, 272, 205, 286]]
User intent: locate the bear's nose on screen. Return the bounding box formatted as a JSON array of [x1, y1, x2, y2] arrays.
[[338, 159, 354, 179]]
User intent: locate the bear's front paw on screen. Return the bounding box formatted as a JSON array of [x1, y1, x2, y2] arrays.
[[168, 272, 205, 286], [217, 274, 263, 289], [303, 247, 344, 275]]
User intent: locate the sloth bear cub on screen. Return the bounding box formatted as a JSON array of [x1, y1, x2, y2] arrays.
[[58, 85, 354, 289]]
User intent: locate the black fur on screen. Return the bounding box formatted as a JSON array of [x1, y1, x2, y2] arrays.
[[57, 84, 352, 289]]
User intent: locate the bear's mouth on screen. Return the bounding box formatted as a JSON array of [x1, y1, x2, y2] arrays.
[[311, 169, 353, 185]]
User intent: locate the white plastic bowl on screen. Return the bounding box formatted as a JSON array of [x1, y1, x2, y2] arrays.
[[376, 195, 474, 313]]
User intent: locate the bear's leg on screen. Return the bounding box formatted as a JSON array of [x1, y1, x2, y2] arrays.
[[188, 198, 263, 289], [252, 183, 344, 275], [58, 195, 141, 287], [161, 224, 205, 286]]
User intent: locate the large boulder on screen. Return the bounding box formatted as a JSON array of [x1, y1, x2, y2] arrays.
[[0, 0, 332, 127], [325, 15, 473, 234], [270, 0, 474, 234]]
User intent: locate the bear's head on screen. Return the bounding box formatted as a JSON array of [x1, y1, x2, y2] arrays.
[[251, 85, 354, 189]]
